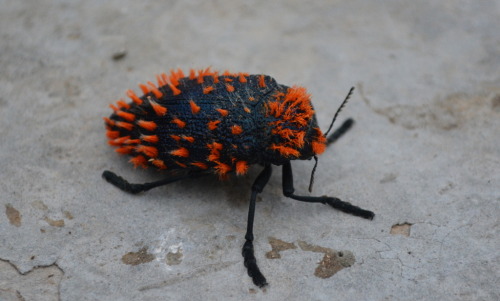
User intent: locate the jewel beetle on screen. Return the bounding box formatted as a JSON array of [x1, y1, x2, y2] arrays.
[[102, 68, 375, 287]]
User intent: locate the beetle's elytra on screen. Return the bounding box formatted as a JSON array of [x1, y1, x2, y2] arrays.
[[103, 68, 374, 287]]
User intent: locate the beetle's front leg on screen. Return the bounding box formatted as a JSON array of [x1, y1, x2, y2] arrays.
[[282, 161, 374, 219]]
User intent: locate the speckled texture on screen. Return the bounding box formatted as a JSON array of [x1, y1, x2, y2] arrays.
[[0, 1, 499, 300]]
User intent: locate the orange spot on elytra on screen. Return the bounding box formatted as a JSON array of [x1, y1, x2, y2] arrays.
[[216, 108, 228, 116], [231, 125, 243, 135], [270, 144, 300, 157], [197, 67, 212, 84], [244, 107, 251, 113], [141, 135, 159, 143], [168, 83, 181, 95], [147, 81, 163, 98], [207, 142, 223, 161], [130, 155, 147, 168], [108, 136, 130, 146], [156, 74, 166, 86], [236, 161, 248, 175], [208, 142, 223, 150], [115, 146, 135, 154], [212, 72, 220, 83], [136, 145, 158, 158], [116, 121, 134, 131], [208, 120, 221, 130], [169, 69, 184, 86], [191, 162, 208, 170], [238, 73, 248, 83], [203, 86, 214, 94], [182, 136, 195, 143], [106, 130, 120, 139], [124, 139, 141, 144], [170, 135, 181, 141], [151, 159, 167, 169], [117, 99, 130, 110], [189, 69, 196, 80], [208, 153, 219, 162], [104, 118, 115, 126], [190, 100, 201, 113], [139, 83, 150, 94], [248, 96, 255, 101], [215, 162, 231, 176], [116, 111, 136, 122], [137, 120, 157, 131], [126, 89, 142, 105], [175, 161, 187, 168], [226, 84, 235, 92], [149, 99, 167, 116], [160, 73, 169, 86], [258, 75, 266, 88], [170, 147, 189, 158], [109, 103, 119, 111], [177, 69, 186, 78], [171, 118, 186, 128]]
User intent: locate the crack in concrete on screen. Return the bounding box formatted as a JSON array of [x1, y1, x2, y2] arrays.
[[138, 260, 238, 291], [438, 222, 474, 260], [0, 258, 64, 301], [357, 82, 496, 130]]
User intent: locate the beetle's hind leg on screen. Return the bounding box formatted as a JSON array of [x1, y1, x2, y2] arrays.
[[102, 170, 206, 194], [326, 118, 354, 146], [282, 162, 374, 219]]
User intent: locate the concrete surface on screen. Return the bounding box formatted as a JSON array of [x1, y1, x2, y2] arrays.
[[1, 1, 499, 300]]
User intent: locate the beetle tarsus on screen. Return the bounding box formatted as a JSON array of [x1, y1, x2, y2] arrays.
[[102, 170, 146, 194], [243, 239, 268, 287], [322, 197, 375, 220]]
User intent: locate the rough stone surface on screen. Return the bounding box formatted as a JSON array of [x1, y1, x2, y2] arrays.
[[0, 1, 498, 300]]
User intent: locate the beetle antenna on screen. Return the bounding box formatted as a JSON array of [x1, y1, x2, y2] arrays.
[[324, 87, 354, 137], [308, 155, 319, 192]]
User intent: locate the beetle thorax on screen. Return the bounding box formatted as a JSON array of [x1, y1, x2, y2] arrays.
[[264, 86, 327, 162]]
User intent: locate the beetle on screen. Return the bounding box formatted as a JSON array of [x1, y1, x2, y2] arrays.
[[102, 68, 374, 287]]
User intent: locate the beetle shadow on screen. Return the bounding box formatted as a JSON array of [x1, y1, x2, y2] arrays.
[[130, 165, 264, 210]]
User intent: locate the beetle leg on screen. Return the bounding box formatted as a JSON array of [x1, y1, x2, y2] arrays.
[[282, 161, 374, 219], [102, 170, 207, 194], [242, 164, 272, 287], [326, 118, 354, 146]]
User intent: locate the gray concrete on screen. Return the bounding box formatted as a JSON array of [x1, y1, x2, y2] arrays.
[[1, 1, 499, 300]]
